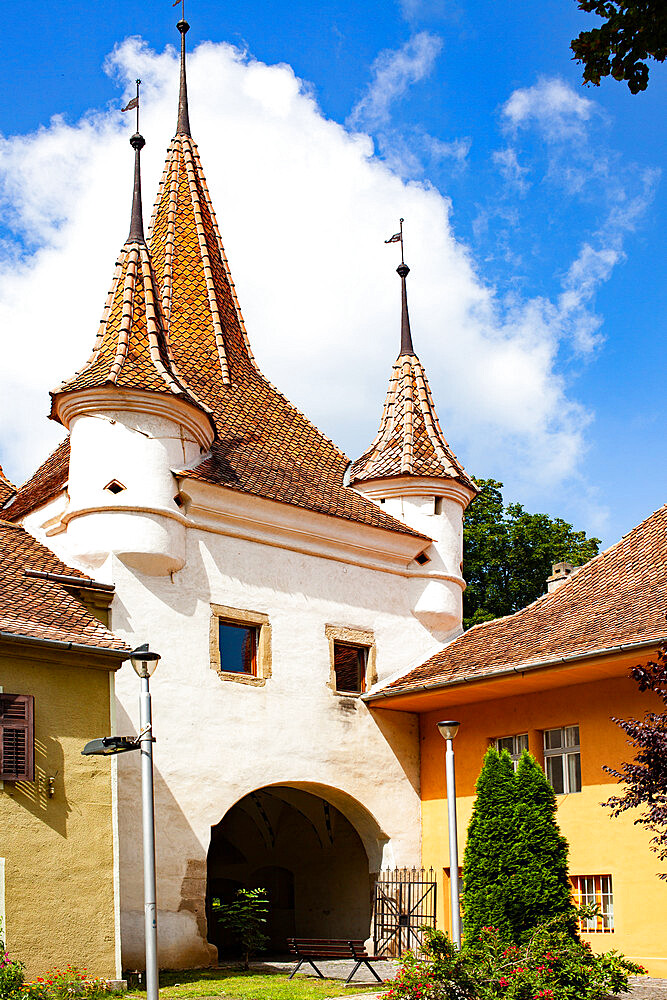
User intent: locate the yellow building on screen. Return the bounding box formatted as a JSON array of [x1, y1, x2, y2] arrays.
[[0, 518, 128, 979], [367, 503, 667, 976]]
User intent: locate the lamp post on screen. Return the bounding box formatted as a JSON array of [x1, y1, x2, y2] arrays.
[[437, 720, 461, 948], [129, 644, 161, 1000]]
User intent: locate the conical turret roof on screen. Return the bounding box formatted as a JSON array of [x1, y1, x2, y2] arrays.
[[350, 263, 475, 491], [50, 131, 211, 426]]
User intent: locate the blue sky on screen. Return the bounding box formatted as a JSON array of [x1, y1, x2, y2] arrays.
[[0, 0, 665, 549]]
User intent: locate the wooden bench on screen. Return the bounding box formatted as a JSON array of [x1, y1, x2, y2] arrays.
[[287, 938, 387, 985]]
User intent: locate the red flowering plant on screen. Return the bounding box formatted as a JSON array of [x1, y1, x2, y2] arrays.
[[19, 966, 116, 1000], [0, 924, 24, 999], [383, 913, 646, 1000]]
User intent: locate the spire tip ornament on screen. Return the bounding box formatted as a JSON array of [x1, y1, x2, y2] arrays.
[[127, 80, 145, 245], [176, 12, 191, 136]]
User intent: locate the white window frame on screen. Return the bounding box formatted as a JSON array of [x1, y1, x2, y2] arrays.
[[494, 733, 529, 771], [571, 874, 614, 932], [543, 724, 581, 793]]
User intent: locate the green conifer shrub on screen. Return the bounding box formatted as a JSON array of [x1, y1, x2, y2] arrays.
[[462, 748, 517, 941], [512, 751, 577, 937], [462, 747, 578, 945]]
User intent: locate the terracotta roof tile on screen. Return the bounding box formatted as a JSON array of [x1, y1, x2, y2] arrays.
[[385, 503, 667, 692], [3, 439, 70, 522], [350, 352, 475, 490], [0, 519, 129, 653], [147, 132, 425, 538], [0, 465, 15, 507]]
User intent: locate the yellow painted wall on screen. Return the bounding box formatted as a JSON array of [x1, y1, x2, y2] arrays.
[[0, 643, 118, 979], [419, 672, 667, 976]]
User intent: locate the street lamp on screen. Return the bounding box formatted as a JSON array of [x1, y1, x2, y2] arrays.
[[130, 644, 160, 1000], [437, 720, 461, 948], [82, 642, 160, 1000]]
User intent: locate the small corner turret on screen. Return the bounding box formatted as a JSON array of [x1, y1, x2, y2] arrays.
[[350, 229, 477, 636], [48, 95, 215, 576]]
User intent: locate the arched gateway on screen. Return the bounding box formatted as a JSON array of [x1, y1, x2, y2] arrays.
[[206, 785, 385, 956]]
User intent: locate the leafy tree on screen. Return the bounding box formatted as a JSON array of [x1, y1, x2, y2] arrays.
[[463, 478, 600, 630], [604, 641, 667, 875], [571, 0, 667, 94], [463, 749, 577, 944], [212, 887, 269, 968], [462, 748, 518, 942], [513, 754, 578, 937]]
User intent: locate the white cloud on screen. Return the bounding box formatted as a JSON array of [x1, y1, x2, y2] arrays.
[[347, 32, 443, 130], [501, 76, 596, 140], [0, 37, 602, 496], [492, 147, 530, 194]]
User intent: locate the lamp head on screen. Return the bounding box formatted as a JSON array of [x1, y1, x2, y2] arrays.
[[130, 643, 161, 678], [437, 720, 461, 741]]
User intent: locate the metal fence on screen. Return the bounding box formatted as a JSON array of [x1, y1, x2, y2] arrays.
[[373, 866, 437, 958]]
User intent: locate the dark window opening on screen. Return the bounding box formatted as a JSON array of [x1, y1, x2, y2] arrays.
[[218, 621, 258, 675], [434, 497, 444, 514], [173, 494, 184, 508], [333, 642, 367, 694], [415, 552, 430, 565], [104, 480, 126, 495]]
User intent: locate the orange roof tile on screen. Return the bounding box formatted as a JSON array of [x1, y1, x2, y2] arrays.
[[350, 265, 475, 491], [3, 438, 69, 522], [0, 465, 15, 507], [50, 133, 212, 428], [143, 49, 426, 539], [380, 502, 667, 694], [0, 519, 129, 654]]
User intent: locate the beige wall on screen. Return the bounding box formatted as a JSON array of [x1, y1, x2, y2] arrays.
[[0, 641, 120, 979]]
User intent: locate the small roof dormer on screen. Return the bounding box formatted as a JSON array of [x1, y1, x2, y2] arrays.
[[349, 258, 475, 493]]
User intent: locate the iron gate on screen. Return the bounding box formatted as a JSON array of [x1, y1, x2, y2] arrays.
[[373, 867, 437, 958]]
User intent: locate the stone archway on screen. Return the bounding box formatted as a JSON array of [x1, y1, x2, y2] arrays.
[[206, 785, 376, 956]]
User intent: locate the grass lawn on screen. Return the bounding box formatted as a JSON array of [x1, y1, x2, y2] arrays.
[[126, 968, 385, 1000]]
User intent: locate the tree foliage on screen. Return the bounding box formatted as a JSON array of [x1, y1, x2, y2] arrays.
[[463, 748, 577, 944], [604, 641, 667, 875], [571, 0, 667, 93], [212, 887, 269, 968], [463, 478, 600, 630]]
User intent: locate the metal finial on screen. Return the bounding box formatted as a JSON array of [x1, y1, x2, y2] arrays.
[[386, 219, 414, 355], [176, 16, 191, 136], [128, 81, 146, 244]]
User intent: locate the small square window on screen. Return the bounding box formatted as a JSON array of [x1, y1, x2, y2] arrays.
[[218, 621, 258, 675], [544, 725, 581, 793], [333, 642, 367, 694], [209, 604, 271, 686]]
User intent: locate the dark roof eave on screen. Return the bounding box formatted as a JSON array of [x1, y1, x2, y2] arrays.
[[0, 629, 131, 662], [363, 635, 667, 705]]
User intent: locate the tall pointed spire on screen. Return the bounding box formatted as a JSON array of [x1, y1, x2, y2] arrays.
[[49, 101, 213, 430], [128, 130, 146, 243], [397, 262, 415, 356], [176, 19, 191, 137]]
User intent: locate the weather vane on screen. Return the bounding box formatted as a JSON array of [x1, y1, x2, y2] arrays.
[[121, 79, 142, 133], [173, 0, 185, 19], [385, 218, 405, 264]]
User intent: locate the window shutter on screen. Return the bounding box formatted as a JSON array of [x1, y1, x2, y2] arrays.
[[0, 694, 34, 781]]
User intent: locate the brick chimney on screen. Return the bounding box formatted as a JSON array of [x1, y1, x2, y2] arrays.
[[547, 561, 576, 593]]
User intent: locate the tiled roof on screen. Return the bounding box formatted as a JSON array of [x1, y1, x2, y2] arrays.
[[50, 236, 210, 421], [3, 438, 70, 522], [0, 465, 15, 506], [350, 351, 475, 489], [145, 117, 425, 537], [349, 264, 475, 490], [383, 503, 667, 693], [0, 519, 129, 653]]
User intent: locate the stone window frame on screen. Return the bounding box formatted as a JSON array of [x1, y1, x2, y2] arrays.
[[325, 624, 377, 697], [209, 603, 272, 687]]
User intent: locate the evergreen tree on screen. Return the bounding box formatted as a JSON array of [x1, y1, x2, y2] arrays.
[[462, 749, 577, 945], [462, 748, 517, 941], [512, 752, 577, 937]]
